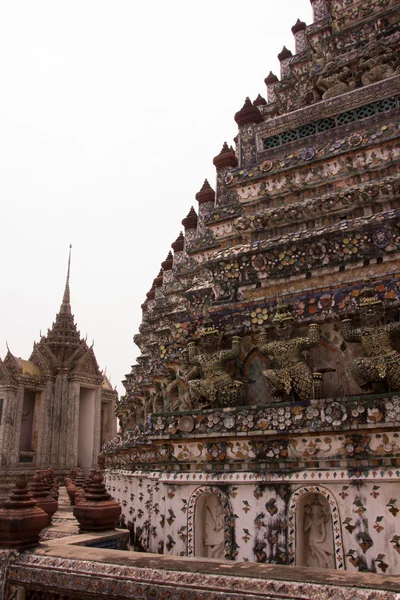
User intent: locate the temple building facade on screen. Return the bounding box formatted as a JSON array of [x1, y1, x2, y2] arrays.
[[101, 0, 400, 574], [0, 252, 118, 503]]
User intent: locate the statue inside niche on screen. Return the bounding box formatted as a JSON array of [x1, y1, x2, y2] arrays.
[[187, 309, 242, 408], [203, 494, 225, 559], [316, 61, 355, 100], [258, 296, 322, 402], [303, 495, 335, 569], [341, 283, 400, 392]]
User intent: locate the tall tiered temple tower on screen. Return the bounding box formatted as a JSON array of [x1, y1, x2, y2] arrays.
[[103, 0, 400, 574], [0, 251, 117, 502]]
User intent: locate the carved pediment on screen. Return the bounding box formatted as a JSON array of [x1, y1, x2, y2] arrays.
[[3, 350, 22, 377], [31, 339, 60, 371], [30, 344, 53, 377], [73, 347, 101, 377], [0, 358, 10, 383], [65, 339, 90, 370]]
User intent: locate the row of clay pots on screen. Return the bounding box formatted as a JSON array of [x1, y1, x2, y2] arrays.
[[29, 472, 58, 522], [66, 468, 85, 504], [66, 468, 98, 505], [73, 471, 121, 532], [0, 469, 121, 549], [66, 467, 121, 531], [0, 468, 60, 549], [0, 474, 49, 549]]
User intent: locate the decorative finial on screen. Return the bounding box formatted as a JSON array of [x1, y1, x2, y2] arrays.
[[171, 232, 185, 253], [195, 180, 216, 204], [213, 144, 238, 170], [61, 245, 72, 314], [234, 98, 263, 127], [253, 94, 267, 106], [67, 244, 72, 284], [182, 206, 198, 230]]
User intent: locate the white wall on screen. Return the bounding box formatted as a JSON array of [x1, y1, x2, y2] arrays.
[[78, 387, 95, 471]]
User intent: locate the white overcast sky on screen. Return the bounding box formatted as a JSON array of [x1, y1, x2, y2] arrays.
[[0, 0, 313, 393]]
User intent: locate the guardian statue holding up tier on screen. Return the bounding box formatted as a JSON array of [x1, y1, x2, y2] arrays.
[[341, 283, 400, 392], [259, 296, 321, 401], [187, 309, 242, 408]]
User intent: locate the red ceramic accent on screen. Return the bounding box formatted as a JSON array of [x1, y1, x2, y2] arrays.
[[213, 143, 238, 169], [29, 472, 58, 522], [278, 46, 293, 61], [146, 287, 156, 301], [195, 180, 215, 204], [84, 469, 96, 491], [264, 71, 279, 85], [0, 474, 48, 549], [74, 488, 86, 505], [154, 269, 164, 287], [253, 94, 267, 106], [66, 480, 78, 505], [182, 207, 198, 230], [73, 472, 121, 532], [171, 232, 185, 253], [234, 98, 263, 127], [161, 251, 173, 271], [291, 18, 306, 34]]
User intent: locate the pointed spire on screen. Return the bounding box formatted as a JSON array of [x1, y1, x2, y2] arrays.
[[60, 245, 72, 315], [41, 246, 82, 357]]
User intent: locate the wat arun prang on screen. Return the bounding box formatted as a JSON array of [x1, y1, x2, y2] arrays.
[[102, 0, 400, 573]]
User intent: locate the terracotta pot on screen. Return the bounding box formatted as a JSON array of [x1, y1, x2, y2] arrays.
[[0, 474, 48, 549]]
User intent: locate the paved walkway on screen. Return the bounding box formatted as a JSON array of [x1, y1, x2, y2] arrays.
[[40, 486, 80, 541]]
